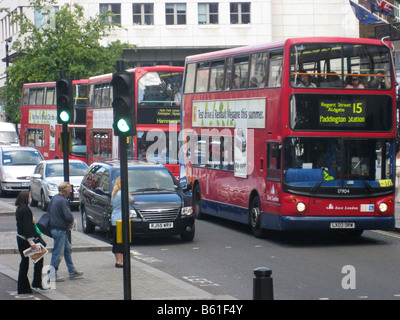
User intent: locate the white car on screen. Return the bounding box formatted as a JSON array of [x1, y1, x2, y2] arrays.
[[0, 146, 44, 196], [30, 159, 88, 211]]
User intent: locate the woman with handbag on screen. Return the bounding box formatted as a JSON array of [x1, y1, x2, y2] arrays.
[[110, 176, 135, 268], [15, 191, 45, 293]]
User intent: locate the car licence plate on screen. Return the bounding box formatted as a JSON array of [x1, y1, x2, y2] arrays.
[[149, 222, 173, 230], [330, 222, 355, 229]]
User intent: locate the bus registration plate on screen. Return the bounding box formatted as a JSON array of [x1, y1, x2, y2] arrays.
[[149, 222, 173, 230], [330, 222, 355, 229]]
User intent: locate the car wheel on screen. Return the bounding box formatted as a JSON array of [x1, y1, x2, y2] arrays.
[[193, 184, 205, 220], [180, 225, 195, 242], [41, 191, 48, 211], [81, 207, 95, 234]]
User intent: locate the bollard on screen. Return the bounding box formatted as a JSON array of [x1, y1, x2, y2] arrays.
[[253, 267, 274, 300]]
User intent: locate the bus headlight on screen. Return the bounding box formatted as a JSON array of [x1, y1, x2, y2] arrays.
[[378, 202, 388, 213], [296, 202, 306, 213]]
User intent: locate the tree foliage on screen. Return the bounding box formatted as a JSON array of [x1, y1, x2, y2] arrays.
[[1, 0, 134, 122]]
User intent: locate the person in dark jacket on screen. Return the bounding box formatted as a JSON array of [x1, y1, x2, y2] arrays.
[[49, 182, 83, 282], [15, 191, 44, 293]]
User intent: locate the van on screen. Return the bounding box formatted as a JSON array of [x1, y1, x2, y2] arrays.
[[0, 122, 19, 146]]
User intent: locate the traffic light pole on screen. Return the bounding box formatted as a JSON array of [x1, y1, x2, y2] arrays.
[[119, 135, 131, 300], [62, 123, 70, 183]]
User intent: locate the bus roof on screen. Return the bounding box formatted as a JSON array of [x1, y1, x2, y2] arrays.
[[88, 65, 184, 84], [23, 79, 88, 88], [184, 37, 390, 63]]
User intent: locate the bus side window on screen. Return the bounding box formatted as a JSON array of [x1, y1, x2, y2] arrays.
[[267, 50, 283, 87], [224, 57, 233, 91], [184, 63, 196, 94], [209, 59, 225, 91], [232, 55, 249, 89], [195, 61, 210, 93], [267, 143, 281, 181], [249, 52, 267, 88], [22, 88, 30, 105]]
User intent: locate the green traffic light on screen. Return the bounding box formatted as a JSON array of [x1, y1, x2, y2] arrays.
[[117, 118, 130, 133], [59, 110, 71, 123]]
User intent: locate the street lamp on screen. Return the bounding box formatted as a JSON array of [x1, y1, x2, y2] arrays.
[[5, 37, 12, 85]]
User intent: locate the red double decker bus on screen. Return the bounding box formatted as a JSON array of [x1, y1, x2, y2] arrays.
[[20, 79, 88, 161], [86, 66, 183, 178], [181, 37, 396, 237]]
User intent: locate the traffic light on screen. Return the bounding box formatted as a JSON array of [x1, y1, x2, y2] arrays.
[[56, 78, 74, 124], [111, 71, 136, 136]]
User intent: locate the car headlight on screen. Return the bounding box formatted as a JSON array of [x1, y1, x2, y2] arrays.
[[2, 172, 13, 180], [47, 183, 58, 192], [129, 208, 138, 219], [181, 206, 193, 216]]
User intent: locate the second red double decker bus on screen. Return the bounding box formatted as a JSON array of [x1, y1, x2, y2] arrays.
[[181, 37, 396, 237], [86, 66, 183, 178]]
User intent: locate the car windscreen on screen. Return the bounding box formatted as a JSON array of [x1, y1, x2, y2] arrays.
[[0, 132, 18, 144], [112, 167, 178, 193], [2, 149, 43, 166], [46, 162, 88, 177]]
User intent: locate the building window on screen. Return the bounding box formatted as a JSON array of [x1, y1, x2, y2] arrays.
[[230, 2, 250, 24], [99, 3, 121, 24], [34, 6, 58, 29], [166, 3, 186, 25], [198, 3, 218, 25], [133, 3, 154, 25]]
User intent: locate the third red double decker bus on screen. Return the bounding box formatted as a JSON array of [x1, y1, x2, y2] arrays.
[[181, 37, 396, 237], [86, 66, 183, 178], [20, 79, 88, 161]]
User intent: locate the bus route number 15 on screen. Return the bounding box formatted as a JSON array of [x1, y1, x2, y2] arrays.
[[353, 102, 363, 114]]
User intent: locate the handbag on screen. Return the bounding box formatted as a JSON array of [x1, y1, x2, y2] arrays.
[[100, 211, 112, 232], [36, 212, 52, 238]]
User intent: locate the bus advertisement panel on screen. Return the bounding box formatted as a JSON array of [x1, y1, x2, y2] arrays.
[[20, 80, 88, 162], [181, 37, 396, 237], [86, 66, 183, 178]]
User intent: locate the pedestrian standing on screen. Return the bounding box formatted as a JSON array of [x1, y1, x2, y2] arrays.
[[49, 181, 83, 281], [15, 191, 44, 293], [111, 176, 135, 268]]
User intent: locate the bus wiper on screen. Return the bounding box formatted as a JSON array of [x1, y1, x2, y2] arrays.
[[351, 162, 373, 194], [310, 170, 330, 193]]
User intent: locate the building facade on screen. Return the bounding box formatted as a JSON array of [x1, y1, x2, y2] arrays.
[[0, 0, 360, 86]]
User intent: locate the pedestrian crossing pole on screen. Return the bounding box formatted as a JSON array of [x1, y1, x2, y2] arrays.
[[119, 135, 131, 300], [113, 60, 132, 300]]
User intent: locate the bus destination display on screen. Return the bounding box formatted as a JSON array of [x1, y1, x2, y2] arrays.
[[319, 98, 366, 128], [290, 94, 392, 132]]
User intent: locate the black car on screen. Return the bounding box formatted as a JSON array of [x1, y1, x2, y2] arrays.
[[79, 160, 195, 241]]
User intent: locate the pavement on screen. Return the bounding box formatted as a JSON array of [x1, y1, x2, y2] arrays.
[[0, 200, 234, 300], [1, 199, 399, 300]]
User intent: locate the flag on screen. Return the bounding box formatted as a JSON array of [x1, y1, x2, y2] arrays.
[[368, 0, 395, 18], [349, 0, 381, 23]]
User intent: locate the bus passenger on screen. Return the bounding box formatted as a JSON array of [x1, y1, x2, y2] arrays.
[[233, 75, 241, 89], [369, 71, 390, 89], [297, 72, 316, 88], [346, 74, 364, 89]]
